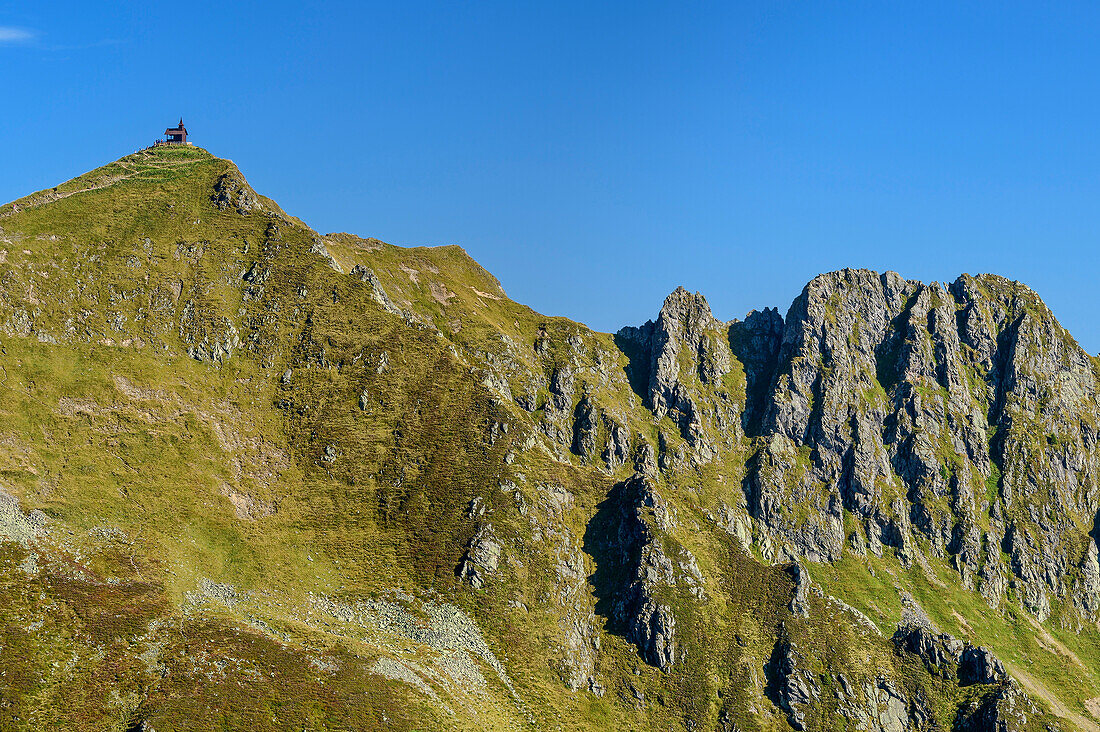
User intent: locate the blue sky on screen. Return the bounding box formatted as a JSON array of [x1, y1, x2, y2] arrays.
[[3, 2, 1100, 352]]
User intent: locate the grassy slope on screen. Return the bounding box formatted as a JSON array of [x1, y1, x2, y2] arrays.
[[0, 146, 1082, 730]]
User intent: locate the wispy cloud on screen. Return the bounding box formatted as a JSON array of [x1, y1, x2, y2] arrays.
[[44, 38, 121, 52], [0, 26, 120, 52], [0, 26, 34, 44]]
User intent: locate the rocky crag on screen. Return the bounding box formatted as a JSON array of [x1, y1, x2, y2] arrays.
[[0, 145, 1096, 730]]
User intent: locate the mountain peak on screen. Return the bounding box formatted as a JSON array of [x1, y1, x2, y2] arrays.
[[0, 145, 303, 250], [0, 149, 1095, 731]]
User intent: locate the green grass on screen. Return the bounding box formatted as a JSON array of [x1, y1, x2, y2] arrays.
[[811, 549, 1100, 727]]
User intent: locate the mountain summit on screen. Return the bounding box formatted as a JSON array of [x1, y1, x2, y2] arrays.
[[0, 147, 1097, 731]]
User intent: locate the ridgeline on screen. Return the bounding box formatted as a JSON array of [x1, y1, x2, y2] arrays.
[[0, 145, 1097, 731]]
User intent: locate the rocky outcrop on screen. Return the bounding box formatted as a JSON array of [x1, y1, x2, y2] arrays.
[[953, 680, 1041, 731], [523, 482, 601, 691], [787, 563, 812, 618], [892, 620, 1006, 686], [349, 265, 401, 315], [859, 677, 921, 732], [766, 626, 949, 732], [957, 645, 1006, 687], [626, 594, 677, 671], [571, 394, 599, 460], [457, 524, 501, 589], [617, 288, 740, 463], [525, 339, 646, 473], [589, 475, 683, 670], [601, 417, 631, 471], [539, 364, 577, 453], [893, 622, 963, 679], [211, 171, 261, 214], [729, 307, 784, 434], [746, 270, 921, 563], [766, 632, 820, 730], [179, 302, 241, 363]]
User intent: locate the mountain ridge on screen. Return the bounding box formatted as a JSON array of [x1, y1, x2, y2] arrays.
[[0, 146, 1097, 731]]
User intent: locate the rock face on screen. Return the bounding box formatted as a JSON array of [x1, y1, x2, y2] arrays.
[[586, 268, 1097, 727], [730, 307, 785, 433], [957, 645, 1006, 686], [892, 619, 1006, 686], [766, 632, 820, 730], [590, 475, 684, 671], [211, 170, 261, 214], [728, 270, 1100, 620], [612, 271, 1100, 623], [857, 677, 921, 732], [617, 287, 741, 463], [457, 525, 501, 589]]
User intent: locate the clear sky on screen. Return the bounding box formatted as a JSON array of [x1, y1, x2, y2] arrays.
[[3, 2, 1099, 352]]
